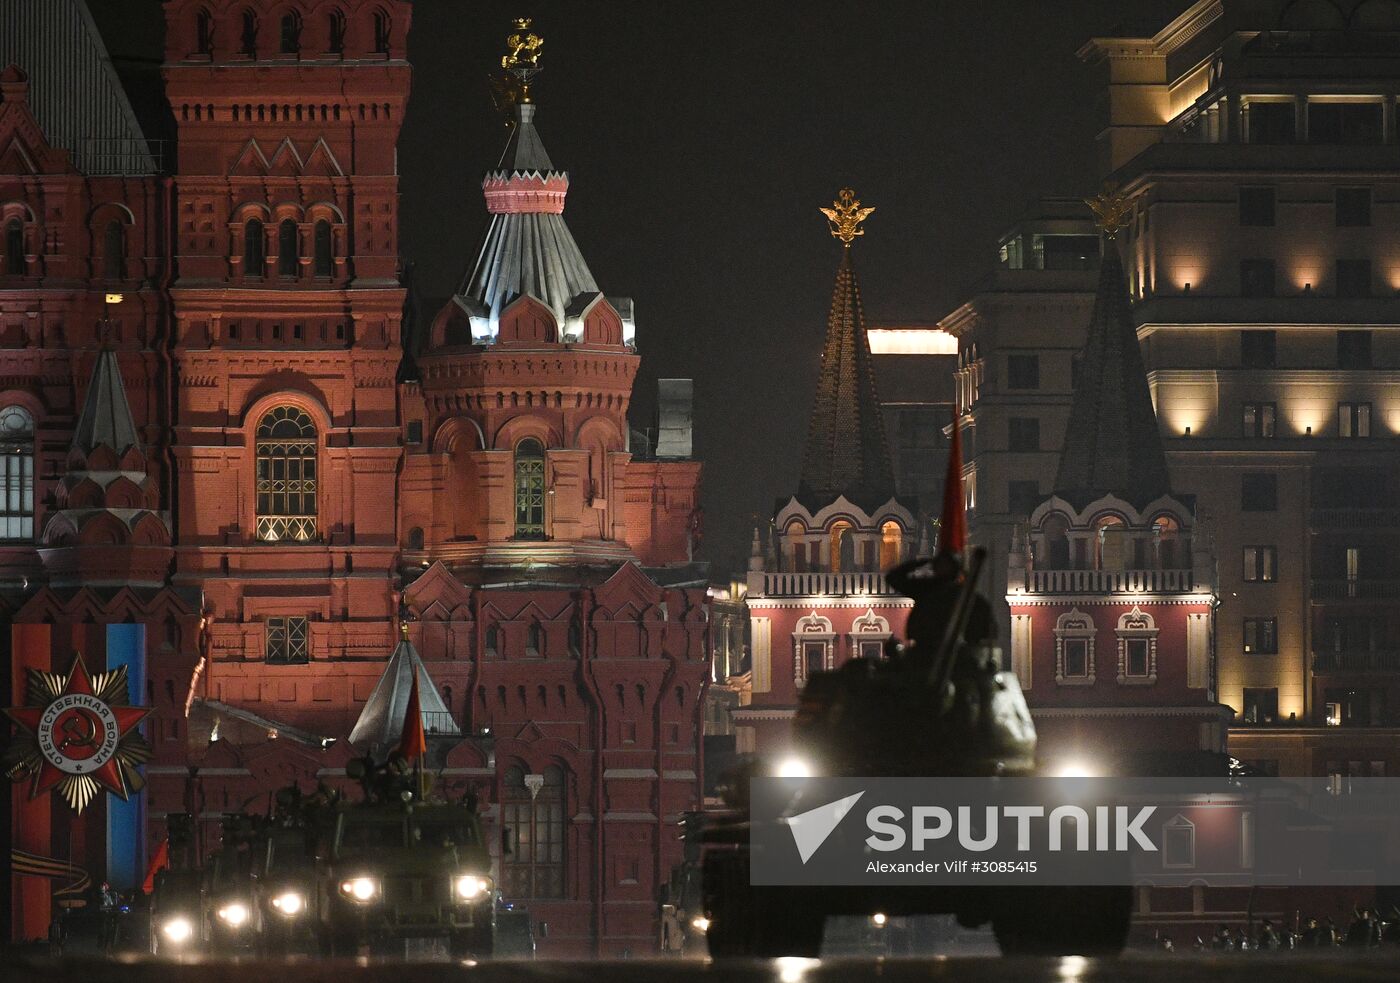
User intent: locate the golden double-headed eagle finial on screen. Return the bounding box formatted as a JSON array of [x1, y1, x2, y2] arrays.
[[1085, 186, 1132, 239], [820, 188, 875, 247], [492, 17, 544, 115]]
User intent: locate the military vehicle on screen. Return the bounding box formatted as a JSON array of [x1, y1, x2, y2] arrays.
[[205, 814, 261, 953], [699, 548, 1133, 957], [315, 755, 495, 957], [149, 814, 207, 955]]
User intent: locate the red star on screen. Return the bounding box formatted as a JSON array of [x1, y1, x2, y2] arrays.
[[5, 656, 151, 802]]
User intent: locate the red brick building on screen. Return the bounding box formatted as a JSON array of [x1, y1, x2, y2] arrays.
[[1, 1, 706, 955]]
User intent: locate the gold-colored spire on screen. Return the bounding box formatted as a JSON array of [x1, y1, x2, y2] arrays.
[[1085, 186, 1132, 240], [494, 17, 544, 110], [819, 188, 875, 247]]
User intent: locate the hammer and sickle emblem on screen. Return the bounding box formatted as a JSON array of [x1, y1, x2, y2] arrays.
[[58, 711, 98, 751]]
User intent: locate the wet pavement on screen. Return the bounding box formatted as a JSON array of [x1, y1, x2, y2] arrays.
[[9, 954, 1400, 982]]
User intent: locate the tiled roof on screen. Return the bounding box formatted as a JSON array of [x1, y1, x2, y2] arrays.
[[0, 0, 156, 175], [798, 248, 894, 502], [1053, 244, 1171, 509]]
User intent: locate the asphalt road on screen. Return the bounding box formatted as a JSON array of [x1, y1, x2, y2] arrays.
[[9, 955, 1400, 982]]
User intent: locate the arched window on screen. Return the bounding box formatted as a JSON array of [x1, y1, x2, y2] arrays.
[[313, 219, 332, 276], [243, 218, 265, 276], [5, 219, 24, 275], [407, 526, 424, 550], [829, 520, 853, 573], [1043, 514, 1071, 570], [277, 219, 298, 277], [195, 8, 214, 54], [501, 764, 565, 898], [327, 10, 346, 53], [372, 10, 391, 53], [0, 406, 34, 540], [513, 438, 545, 539], [240, 9, 258, 57], [1094, 515, 1126, 571], [255, 406, 317, 542], [879, 520, 902, 570], [279, 11, 302, 53], [103, 220, 125, 279]]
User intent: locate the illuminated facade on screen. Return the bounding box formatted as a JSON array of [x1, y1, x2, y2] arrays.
[[1081, 0, 1400, 776], [0, 2, 706, 954]]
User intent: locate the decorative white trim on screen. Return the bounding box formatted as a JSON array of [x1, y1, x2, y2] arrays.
[[748, 598, 913, 610], [793, 611, 835, 684], [1116, 605, 1159, 685], [848, 607, 892, 660], [1054, 607, 1096, 685]]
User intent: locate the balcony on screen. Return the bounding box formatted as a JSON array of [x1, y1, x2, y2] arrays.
[[1313, 650, 1400, 673], [754, 571, 898, 599], [1310, 509, 1400, 531], [1312, 579, 1400, 601], [1019, 568, 1198, 595]]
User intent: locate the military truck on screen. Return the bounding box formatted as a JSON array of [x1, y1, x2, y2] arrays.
[[149, 814, 207, 956], [699, 548, 1133, 958], [315, 756, 495, 957], [205, 814, 261, 953]]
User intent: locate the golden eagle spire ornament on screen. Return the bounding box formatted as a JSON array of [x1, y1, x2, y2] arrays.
[[820, 188, 875, 247], [1085, 186, 1132, 240], [491, 17, 544, 117]]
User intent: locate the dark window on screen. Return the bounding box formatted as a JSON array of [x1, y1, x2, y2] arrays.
[[327, 11, 346, 53], [1323, 687, 1387, 727], [406, 420, 423, 444], [277, 219, 298, 277], [240, 9, 258, 57], [804, 642, 826, 678], [485, 625, 499, 656], [196, 9, 214, 54], [501, 765, 565, 898], [1008, 480, 1041, 517], [1007, 417, 1040, 452], [407, 526, 424, 550], [1240, 259, 1276, 298], [527, 621, 542, 655], [1243, 546, 1277, 583], [5, 219, 24, 275], [313, 220, 332, 276], [266, 616, 309, 664], [1336, 188, 1372, 227], [1337, 330, 1372, 368], [1339, 402, 1372, 439], [279, 12, 301, 53], [0, 406, 35, 540], [1244, 619, 1279, 655], [1242, 473, 1277, 512], [103, 220, 125, 279], [1239, 187, 1275, 226], [1125, 638, 1150, 677], [1007, 354, 1040, 390], [1240, 330, 1276, 368], [892, 406, 945, 496], [514, 438, 546, 539], [243, 219, 265, 275], [568, 621, 582, 656], [1242, 686, 1279, 723], [1242, 402, 1276, 438], [255, 406, 317, 542], [1063, 638, 1089, 677], [1246, 102, 1295, 144], [1336, 259, 1371, 299], [1309, 102, 1383, 144], [373, 11, 391, 53], [1039, 235, 1099, 271]]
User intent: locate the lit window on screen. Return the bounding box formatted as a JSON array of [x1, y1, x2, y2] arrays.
[[1243, 618, 1278, 655], [879, 520, 901, 570], [1243, 546, 1277, 583], [266, 616, 309, 664], [1339, 403, 1371, 438], [0, 406, 34, 540], [501, 765, 565, 898], [1242, 403, 1275, 438], [255, 406, 317, 542], [513, 438, 546, 539], [829, 520, 853, 573]]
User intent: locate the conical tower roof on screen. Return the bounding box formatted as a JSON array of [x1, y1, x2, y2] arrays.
[[1053, 243, 1171, 508], [798, 247, 894, 504], [349, 635, 460, 749], [72, 346, 140, 457]]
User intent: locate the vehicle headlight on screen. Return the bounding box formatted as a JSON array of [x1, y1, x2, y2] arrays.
[[271, 891, 305, 916], [775, 756, 813, 779], [162, 916, 194, 943], [453, 874, 492, 901], [216, 902, 249, 927], [690, 915, 710, 933], [339, 876, 379, 902]]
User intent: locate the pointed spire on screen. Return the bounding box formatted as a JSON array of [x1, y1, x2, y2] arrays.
[[937, 413, 967, 556], [1054, 241, 1170, 508], [349, 635, 459, 749], [71, 346, 140, 457], [798, 191, 893, 502], [748, 524, 764, 572]]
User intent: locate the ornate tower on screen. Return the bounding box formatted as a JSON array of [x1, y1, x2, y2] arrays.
[[1006, 194, 1226, 776], [736, 192, 916, 754], [161, 2, 411, 701]]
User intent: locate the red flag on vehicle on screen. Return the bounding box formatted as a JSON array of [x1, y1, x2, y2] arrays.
[[938, 414, 968, 556], [397, 668, 428, 762], [141, 839, 169, 895]]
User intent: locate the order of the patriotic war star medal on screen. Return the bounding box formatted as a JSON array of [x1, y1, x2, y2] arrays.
[[3, 655, 152, 813]]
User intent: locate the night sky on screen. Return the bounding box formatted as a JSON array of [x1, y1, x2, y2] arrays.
[[93, 0, 1184, 578]]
